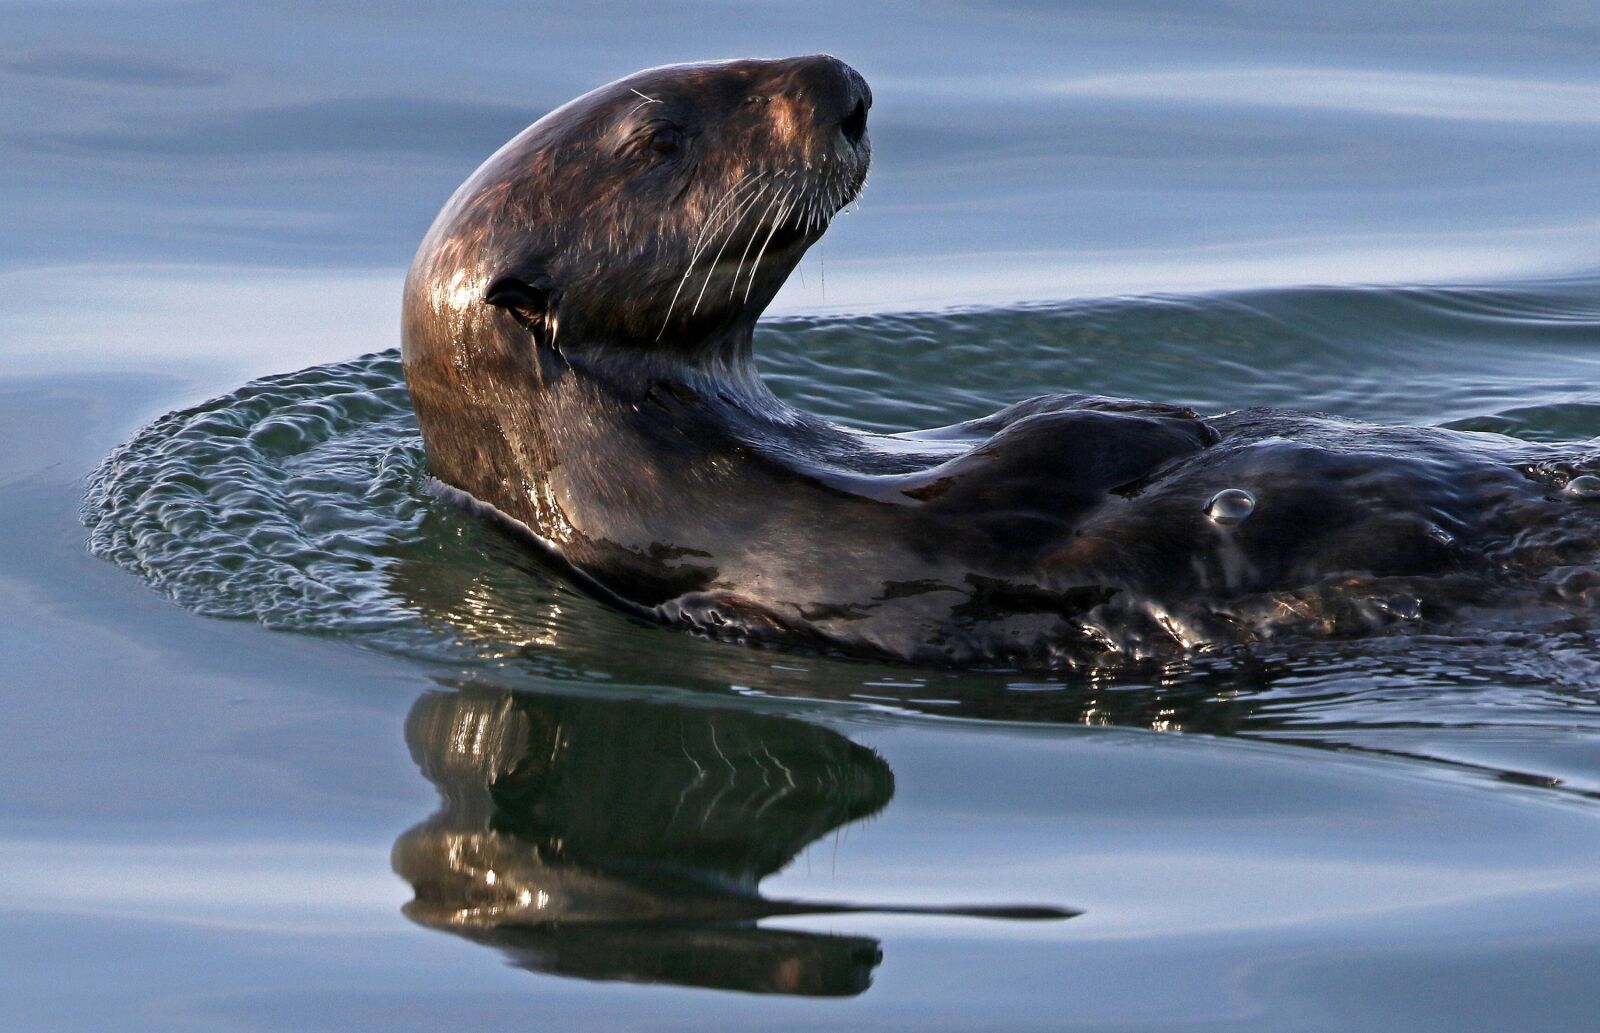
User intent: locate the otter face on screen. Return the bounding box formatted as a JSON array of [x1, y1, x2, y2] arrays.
[[434, 55, 871, 355]]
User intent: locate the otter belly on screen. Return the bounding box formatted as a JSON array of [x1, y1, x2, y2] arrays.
[[635, 407, 1600, 669]]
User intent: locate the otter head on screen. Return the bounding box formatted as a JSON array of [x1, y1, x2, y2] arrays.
[[406, 55, 871, 372]]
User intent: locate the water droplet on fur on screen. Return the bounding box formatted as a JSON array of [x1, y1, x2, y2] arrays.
[[1206, 488, 1256, 525], [1564, 474, 1600, 499]]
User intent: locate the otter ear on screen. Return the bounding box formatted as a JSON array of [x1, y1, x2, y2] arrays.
[[485, 269, 561, 346]]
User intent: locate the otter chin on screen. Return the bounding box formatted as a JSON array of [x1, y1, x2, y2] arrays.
[[403, 55, 1600, 670]]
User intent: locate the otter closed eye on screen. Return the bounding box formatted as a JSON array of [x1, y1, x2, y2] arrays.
[[402, 55, 1600, 670], [648, 124, 684, 155]]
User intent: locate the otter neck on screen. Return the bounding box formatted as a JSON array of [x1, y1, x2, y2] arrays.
[[557, 319, 790, 415]]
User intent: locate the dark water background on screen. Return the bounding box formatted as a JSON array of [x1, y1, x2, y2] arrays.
[[5, 3, 1600, 1030]]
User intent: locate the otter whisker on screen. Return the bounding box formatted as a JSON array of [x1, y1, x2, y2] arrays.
[[672, 174, 759, 270], [690, 180, 775, 314], [659, 174, 769, 337], [689, 172, 763, 253], [623, 87, 663, 119], [732, 183, 791, 298], [698, 175, 770, 262], [736, 183, 793, 297], [678, 173, 756, 275], [730, 183, 783, 298], [744, 189, 799, 303], [684, 174, 768, 275], [661, 260, 704, 340]]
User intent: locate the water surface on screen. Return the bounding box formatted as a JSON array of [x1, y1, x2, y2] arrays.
[[5, 3, 1600, 1031]]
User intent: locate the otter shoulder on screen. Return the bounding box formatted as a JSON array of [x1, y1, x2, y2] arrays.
[[907, 393, 1206, 442], [873, 405, 1216, 512]]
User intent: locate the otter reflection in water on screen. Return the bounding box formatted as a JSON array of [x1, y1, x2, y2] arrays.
[[393, 686, 1074, 996]]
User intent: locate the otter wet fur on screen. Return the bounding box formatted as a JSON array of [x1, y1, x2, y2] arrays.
[[402, 55, 1600, 670]]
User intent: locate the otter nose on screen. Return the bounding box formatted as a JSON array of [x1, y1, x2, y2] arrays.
[[840, 94, 868, 145], [795, 54, 871, 146]]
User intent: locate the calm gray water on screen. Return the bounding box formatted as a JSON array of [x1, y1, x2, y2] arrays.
[[5, 3, 1600, 1030]]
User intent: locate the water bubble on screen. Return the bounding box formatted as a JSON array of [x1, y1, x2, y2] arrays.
[[1205, 488, 1256, 525], [1564, 474, 1600, 499]]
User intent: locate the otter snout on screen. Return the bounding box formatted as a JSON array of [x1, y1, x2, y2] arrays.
[[789, 54, 872, 150]]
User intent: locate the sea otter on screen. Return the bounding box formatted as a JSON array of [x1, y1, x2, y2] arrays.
[[402, 55, 1600, 668]]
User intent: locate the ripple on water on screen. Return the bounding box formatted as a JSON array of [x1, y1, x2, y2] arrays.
[[81, 281, 1600, 790], [84, 352, 431, 634]]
